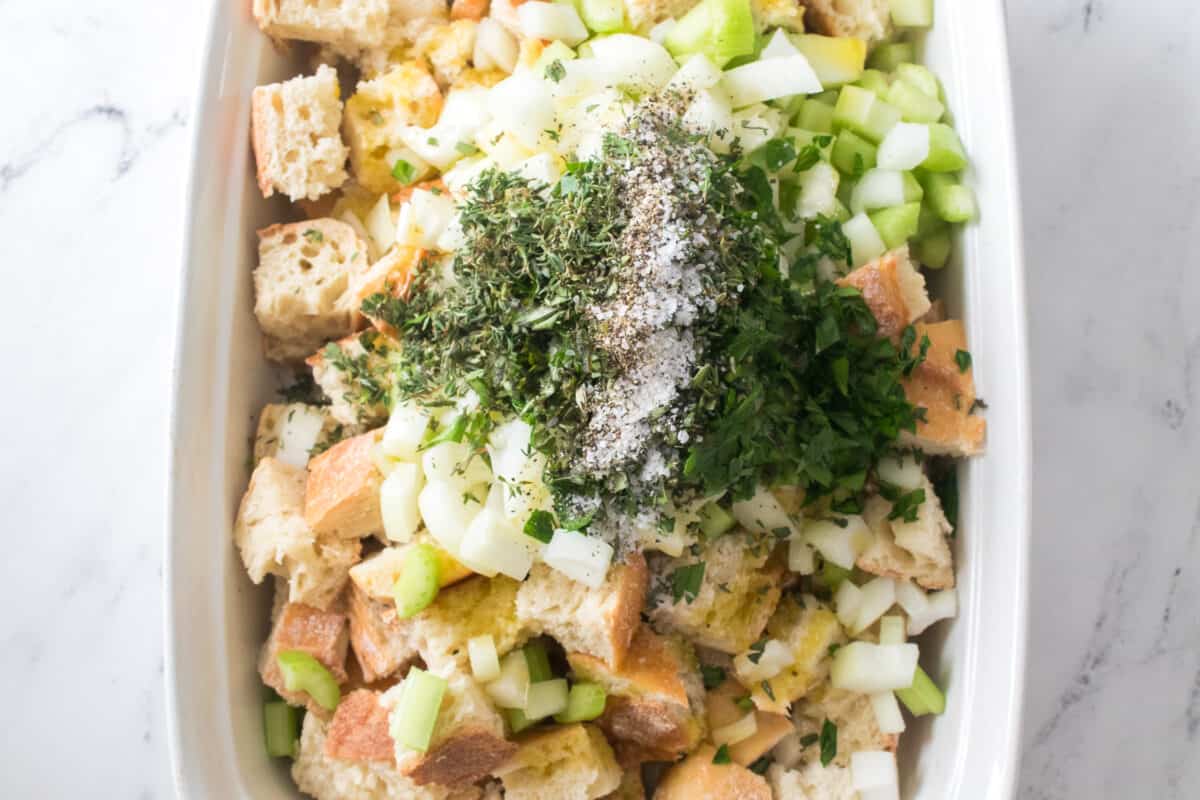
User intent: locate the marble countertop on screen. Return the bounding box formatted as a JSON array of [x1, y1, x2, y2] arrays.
[[0, 0, 1195, 797]]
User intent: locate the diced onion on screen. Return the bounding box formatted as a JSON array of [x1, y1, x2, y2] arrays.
[[732, 486, 799, 538], [585, 34, 677, 92], [648, 18, 676, 44], [486, 650, 531, 709], [834, 579, 863, 628], [666, 53, 723, 94], [382, 401, 431, 461], [870, 691, 906, 735], [803, 515, 871, 570], [729, 105, 784, 153], [474, 18, 518, 73], [851, 169, 907, 214], [712, 711, 759, 746], [878, 615, 907, 645], [524, 678, 570, 720], [457, 508, 537, 580], [272, 406, 326, 469], [516, 1, 588, 46], [895, 580, 958, 635], [720, 54, 822, 108], [734, 639, 795, 683], [468, 635, 501, 682], [390, 667, 447, 752], [418, 480, 482, 555], [831, 641, 920, 693], [544, 528, 614, 588], [364, 194, 396, 258], [876, 452, 923, 491], [796, 161, 840, 219], [422, 440, 491, 488], [843, 212, 887, 266], [788, 536, 817, 574], [760, 29, 801, 59], [852, 576, 897, 635], [514, 152, 563, 186], [396, 188, 456, 249], [851, 750, 900, 794], [877, 122, 930, 171], [487, 418, 552, 524], [682, 88, 734, 153], [380, 463, 425, 543]]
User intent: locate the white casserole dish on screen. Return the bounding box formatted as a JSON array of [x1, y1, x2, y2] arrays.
[[165, 1, 1031, 797]]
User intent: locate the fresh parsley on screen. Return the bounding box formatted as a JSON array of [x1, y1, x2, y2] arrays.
[[670, 562, 706, 603], [748, 756, 771, 775], [523, 510, 556, 543], [793, 135, 833, 172], [701, 665, 726, 690], [391, 158, 417, 185], [955, 348, 972, 372], [747, 639, 767, 664], [712, 744, 732, 765], [544, 59, 566, 83], [819, 718, 838, 767]]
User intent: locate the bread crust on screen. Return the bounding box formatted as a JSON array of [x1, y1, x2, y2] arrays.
[[654, 746, 772, 800], [898, 320, 986, 456], [400, 725, 518, 787], [304, 431, 384, 538]]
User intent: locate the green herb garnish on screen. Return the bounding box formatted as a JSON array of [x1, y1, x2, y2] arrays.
[[670, 562, 706, 603], [955, 348, 972, 372], [712, 744, 732, 764], [391, 159, 417, 185], [544, 59, 566, 83], [701, 665, 726, 689], [819, 718, 838, 767]]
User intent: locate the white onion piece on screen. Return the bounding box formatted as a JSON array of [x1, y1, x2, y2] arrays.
[[418, 480, 482, 555], [876, 452, 923, 491], [586, 34, 676, 91], [732, 486, 798, 537], [422, 440, 491, 488], [803, 515, 871, 570], [760, 28, 801, 59], [869, 691, 906, 734], [458, 508, 537, 580], [877, 122, 931, 171], [468, 635, 501, 682], [682, 89, 734, 153], [487, 418, 552, 523], [851, 169, 906, 214], [474, 18, 518, 73], [788, 536, 816, 574], [843, 212, 887, 266], [364, 193, 396, 258], [729, 106, 783, 153], [834, 579, 863, 628], [830, 641, 919, 692], [894, 580, 958, 635], [441, 155, 494, 198], [396, 188, 456, 249], [381, 401, 431, 461], [720, 54, 822, 108], [712, 712, 759, 746], [666, 53, 723, 94], [851, 751, 900, 792], [515, 152, 563, 186], [272, 406, 326, 468], [516, 1, 588, 46], [486, 650, 530, 708], [796, 161, 840, 219], [734, 639, 795, 683], [487, 73, 556, 150], [380, 463, 425, 543], [649, 18, 676, 44], [544, 528, 614, 588], [852, 576, 897, 635]]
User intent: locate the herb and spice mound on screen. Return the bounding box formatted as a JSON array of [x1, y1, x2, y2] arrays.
[[361, 101, 925, 545]]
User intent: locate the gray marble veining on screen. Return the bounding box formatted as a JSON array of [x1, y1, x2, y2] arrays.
[[0, 0, 1196, 797]]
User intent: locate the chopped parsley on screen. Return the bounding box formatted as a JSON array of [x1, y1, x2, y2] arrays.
[[523, 509, 556, 543], [302, 228, 323, 243], [391, 158, 417, 185], [819, 718, 838, 767], [712, 744, 732, 764], [455, 141, 480, 157], [792, 135, 833, 172], [879, 480, 926, 523], [670, 562, 706, 603], [701, 665, 726, 690], [748, 756, 772, 775], [761, 680, 776, 701], [735, 694, 754, 711], [955, 348, 972, 372], [746, 639, 767, 664], [544, 59, 566, 83]]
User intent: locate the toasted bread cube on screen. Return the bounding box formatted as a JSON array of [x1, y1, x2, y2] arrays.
[[622, 0, 694, 32], [251, 66, 350, 202], [517, 553, 648, 670], [451, 0, 489, 20], [650, 533, 783, 654], [707, 679, 793, 767], [350, 538, 474, 601], [385, 668, 517, 786], [898, 320, 986, 456], [737, 596, 845, 714], [259, 601, 350, 709], [568, 626, 703, 756], [412, 20, 477, 87], [254, 218, 370, 362], [857, 474, 955, 590], [495, 724, 622, 800], [326, 689, 396, 763], [837, 247, 930, 341], [750, 0, 806, 31], [308, 332, 395, 428], [347, 581, 421, 683], [800, 0, 893, 45], [252, 0, 389, 49], [235, 458, 361, 609], [353, 245, 425, 334], [305, 431, 384, 539], [791, 685, 898, 767], [766, 761, 856, 800], [414, 575, 528, 670], [344, 63, 443, 195], [255, 402, 341, 468], [654, 745, 772, 800]]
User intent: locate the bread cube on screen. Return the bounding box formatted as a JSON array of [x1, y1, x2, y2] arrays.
[[412, 20, 478, 87], [414, 575, 528, 671], [516, 552, 648, 670], [706, 678, 793, 767], [800, 0, 893, 46], [790, 685, 898, 766], [326, 689, 396, 763], [750, 0, 806, 31], [235, 457, 361, 609], [252, 0, 389, 49], [307, 332, 395, 428], [259, 601, 349, 709], [254, 218, 370, 362], [347, 581, 421, 683], [898, 320, 987, 456], [735, 596, 844, 714], [251, 65, 350, 202], [343, 63, 443, 195], [495, 724, 622, 800], [654, 745, 772, 800], [836, 247, 930, 341], [304, 430, 385, 539], [766, 761, 857, 800], [350, 538, 474, 601], [857, 474, 955, 590]]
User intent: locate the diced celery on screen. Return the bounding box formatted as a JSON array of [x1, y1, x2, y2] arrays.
[[854, 69, 891, 98], [868, 203, 921, 249], [894, 63, 940, 99], [831, 130, 877, 176], [832, 85, 875, 132], [889, 0, 933, 28], [867, 41, 915, 72], [580, 0, 625, 33], [793, 34, 866, 87], [264, 701, 301, 758], [797, 99, 835, 133], [393, 543, 441, 619], [830, 199, 852, 222], [901, 171, 924, 202], [277, 651, 341, 711], [555, 682, 608, 723], [921, 124, 968, 172], [896, 665, 946, 715], [917, 203, 946, 238], [927, 181, 977, 223], [523, 641, 555, 683], [698, 502, 737, 540], [504, 707, 537, 734], [391, 668, 448, 751], [525, 678, 570, 719], [814, 89, 840, 105], [885, 79, 944, 123], [861, 98, 902, 143], [664, 0, 756, 68], [822, 560, 852, 590], [912, 229, 952, 269]]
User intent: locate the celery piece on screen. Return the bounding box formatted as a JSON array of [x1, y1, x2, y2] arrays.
[[393, 543, 442, 619], [832, 85, 875, 133], [831, 130, 877, 176], [821, 560, 851, 590], [555, 682, 608, 723], [854, 69, 891, 99], [790, 128, 835, 159], [814, 89, 840, 105], [896, 665, 946, 715], [912, 229, 952, 269], [927, 180, 977, 223], [867, 41, 915, 72], [921, 124, 968, 172], [860, 98, 901, 144], [868, 203, 921, 249], [917, 202, 948, 238], [391, 668, 448, 751], [263, 701, 301, 758], [664, 0, 756, 67], [894, 64, 940, 99], [698, 502, 737, 540], [901, 171, 924, 202], [830, 199, 852, 223], [885, 79, 944, 124], [889, 0, 933, 28], [580, 0, 624, 33], [504, 707, 538, 734], [525, 678, 570, 720], [797, 99, 836, 134], [523, 641, 555, 683], [277, 651, 341, 711]]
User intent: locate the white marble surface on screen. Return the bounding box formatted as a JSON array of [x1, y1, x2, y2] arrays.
[[0, 0, 1195, 797]]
